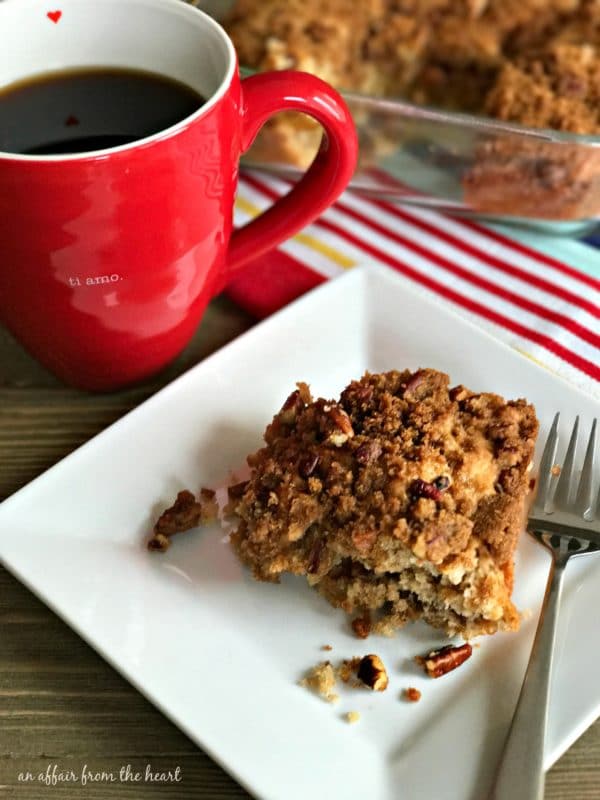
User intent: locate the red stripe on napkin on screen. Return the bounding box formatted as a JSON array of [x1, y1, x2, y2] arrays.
[[329, 199, 600, 348], [459, 219, 600, 292], [360, 166, 600, 293], [370, 199, 600, 319], [320, 216, 600, 381], [236, 172, 600, 382]]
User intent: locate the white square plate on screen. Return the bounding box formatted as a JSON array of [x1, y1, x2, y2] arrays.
[[1, 266, 599, 800]]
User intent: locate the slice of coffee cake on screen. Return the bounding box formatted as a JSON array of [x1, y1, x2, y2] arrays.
[[230, 370, 538, 639]]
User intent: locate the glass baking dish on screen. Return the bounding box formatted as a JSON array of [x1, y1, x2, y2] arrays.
[[241, 85, 600, 236], [199, 1, 600, 235]]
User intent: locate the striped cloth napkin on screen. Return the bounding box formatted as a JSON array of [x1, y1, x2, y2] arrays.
[[231, 171, 600, 399]]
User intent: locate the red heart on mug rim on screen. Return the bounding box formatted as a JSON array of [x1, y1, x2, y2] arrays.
[[47, 10, 62, 23]]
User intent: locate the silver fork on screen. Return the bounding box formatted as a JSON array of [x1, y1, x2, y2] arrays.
[[490, 413, 600, 800]]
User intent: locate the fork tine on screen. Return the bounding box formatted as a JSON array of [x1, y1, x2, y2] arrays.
[[576, 418, 598, 518], [535, 412, 560, 510], [553, 415, 579, 508]]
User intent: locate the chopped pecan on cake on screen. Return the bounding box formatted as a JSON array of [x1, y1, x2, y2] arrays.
[[230, 370, 538, 639]]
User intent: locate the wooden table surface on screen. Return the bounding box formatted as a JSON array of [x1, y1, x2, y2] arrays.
[[1, 297, 599, 800]]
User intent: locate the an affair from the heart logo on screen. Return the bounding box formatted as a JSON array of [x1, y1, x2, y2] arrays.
[[47, 10, 62, 23]]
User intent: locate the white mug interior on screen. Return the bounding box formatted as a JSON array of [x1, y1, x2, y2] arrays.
[[0, 0, 236, 158]]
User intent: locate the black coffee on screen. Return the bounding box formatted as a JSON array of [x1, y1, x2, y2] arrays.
[[0, 67, 205, 155]]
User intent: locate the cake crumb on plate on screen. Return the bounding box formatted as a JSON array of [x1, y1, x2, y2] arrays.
[[299, 661, 339, 703], [403, 687, 422, 703], [148, 488, 217, 552], [351, 614, 372, 639]]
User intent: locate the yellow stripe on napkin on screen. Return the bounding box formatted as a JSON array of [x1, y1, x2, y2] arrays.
[[235, 196, 355, 269]]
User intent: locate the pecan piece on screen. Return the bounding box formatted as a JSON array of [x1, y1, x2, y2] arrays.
[[148, 488, 216, 552], [325, 404, 354, 446], [449, 385, 468, 402], [410, 479, 443, 503], [357, 654, 388, 691], [402, 371, 425, 395], [153, 490, 201, 536], [355, 440, 382, 465], [278, 389, 305, 425], [353, 383, 373, 404], [415, 643, 472, 678]]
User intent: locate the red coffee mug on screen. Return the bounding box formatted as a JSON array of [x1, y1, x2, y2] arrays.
[[0, 0, 357, 390]]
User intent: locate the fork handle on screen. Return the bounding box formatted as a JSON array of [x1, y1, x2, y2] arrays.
[[489, 551, 567, 800]]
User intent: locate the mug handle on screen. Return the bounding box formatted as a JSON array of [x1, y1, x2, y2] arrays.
[[217, 70, 358, 291]]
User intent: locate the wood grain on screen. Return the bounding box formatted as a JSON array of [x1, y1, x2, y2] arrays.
[[0, 299, 598, 800]]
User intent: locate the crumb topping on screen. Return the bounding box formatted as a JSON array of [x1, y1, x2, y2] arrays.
[[226, 0, 600, 135], [231, 370, 537, 639]]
